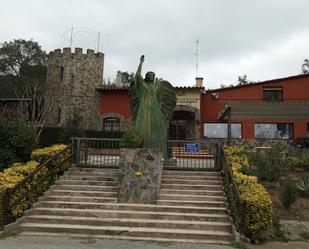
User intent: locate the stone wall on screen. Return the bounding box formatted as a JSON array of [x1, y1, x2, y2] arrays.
[[46, 47, 104, 131], [117, 149, 163, 204]]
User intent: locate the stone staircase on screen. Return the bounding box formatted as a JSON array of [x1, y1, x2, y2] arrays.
[[18, 167, 234, 244]]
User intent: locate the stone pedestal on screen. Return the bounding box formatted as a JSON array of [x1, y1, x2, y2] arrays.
[[117, 149, 163, 204]]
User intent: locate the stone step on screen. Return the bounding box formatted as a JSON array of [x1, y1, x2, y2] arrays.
[[66, 172, 118, 178], [60, 175, 118, 181], [159, 194, 225, 202], [160, 183, 222, 191], [19, 232, 231, 245], [31, 208, 230, 222], [162, 175, 220, 181], [24, 215, 232, 232], [161, 179, 221, 185], [56, 180, 118, 186], [163, 170, 220, 176], [34, 202, 228, 215], [68, 167, 118, 174], [20, 223, 233, 241], [157, 200, 226, 208], [52, 184, 117, 192], [45, 190, 117, 198], [42, 195, 117, 203], [160, 189, 224, 196]]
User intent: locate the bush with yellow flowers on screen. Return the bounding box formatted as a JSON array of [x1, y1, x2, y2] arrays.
[[225, 146, 273, 241], [0, 144, 70, 227]]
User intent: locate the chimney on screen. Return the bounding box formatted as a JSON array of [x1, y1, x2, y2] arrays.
[[195, 77, 203, 87], [115, 71, 123, 86]]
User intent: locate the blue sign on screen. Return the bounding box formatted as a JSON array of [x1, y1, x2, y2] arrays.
[[184, 143, 200, 153]]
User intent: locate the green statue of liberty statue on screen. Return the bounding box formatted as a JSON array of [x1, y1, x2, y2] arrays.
[[129, 55, 176, 160]]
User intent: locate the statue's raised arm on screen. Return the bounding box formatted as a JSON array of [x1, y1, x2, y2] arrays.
[[135, 55, 144, 84]]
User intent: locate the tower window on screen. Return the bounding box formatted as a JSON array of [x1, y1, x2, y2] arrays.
[[58, 108, 61, 124], [60, 67, 64, 81]]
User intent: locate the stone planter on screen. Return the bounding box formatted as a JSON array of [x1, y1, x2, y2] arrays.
[[117, 148, 163, 204]]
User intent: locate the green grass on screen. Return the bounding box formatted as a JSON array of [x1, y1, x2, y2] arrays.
[[0, 227, 20, 240], [230, 240, 249, 249]]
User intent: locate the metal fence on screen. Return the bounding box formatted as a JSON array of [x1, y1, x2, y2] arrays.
[[72, 137, 221, 171]]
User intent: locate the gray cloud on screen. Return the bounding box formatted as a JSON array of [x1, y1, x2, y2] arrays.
[[1, 0, 309, 88]]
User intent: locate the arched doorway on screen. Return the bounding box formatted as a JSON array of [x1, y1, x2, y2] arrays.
[[169, 110, 195, 140]]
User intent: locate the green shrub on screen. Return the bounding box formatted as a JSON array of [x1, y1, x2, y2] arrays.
[[58, 111, 85, 144], [280, 179, 297, 208], [296, 176, 309, 197], [225, 146, 273, 241], [120, 131, 144, 148], [248, 144, 288, 182], [287, 151, 309, 170], [0, 115, 37, 171]]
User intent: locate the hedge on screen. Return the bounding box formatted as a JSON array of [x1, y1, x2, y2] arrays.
[[0, 144, 70, 227], [225, 146, 273, 240]]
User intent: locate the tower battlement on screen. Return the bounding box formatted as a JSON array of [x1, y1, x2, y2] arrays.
[[48, 47, 104, 60]]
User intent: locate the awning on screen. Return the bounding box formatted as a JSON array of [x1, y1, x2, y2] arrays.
[[218, 101, 309, 121]]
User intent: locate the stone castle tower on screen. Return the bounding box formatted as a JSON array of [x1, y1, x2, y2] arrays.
[[46, 47, 104, 131]]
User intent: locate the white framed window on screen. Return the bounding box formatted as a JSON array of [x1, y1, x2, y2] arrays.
[[204, 123, 242, 138], [103, 118, 120, 132], [254, 123, 293, 139]]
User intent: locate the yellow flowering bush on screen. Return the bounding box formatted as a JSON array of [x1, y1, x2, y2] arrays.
[[0, 161, 41, 220], [225, 146, 273, 240], [31, 144, 70, 174], [0, 144, 71, 227], [31, 144, 68, 163]]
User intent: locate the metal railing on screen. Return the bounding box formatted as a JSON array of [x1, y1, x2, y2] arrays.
[[216, 143, 245, 233], [72, 137, 220, 171], [0, 145, 73, 230], [72, 138, 121, 167]]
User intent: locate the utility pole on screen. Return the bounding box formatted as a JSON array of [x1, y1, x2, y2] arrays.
[[69, 26, 74, 48], [97, 32, 101, 51], [194, 38, 199, 77]]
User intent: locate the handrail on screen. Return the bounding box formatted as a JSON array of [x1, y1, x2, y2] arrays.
[[1, 144, 73, 228], [217, 143, 245, 233]]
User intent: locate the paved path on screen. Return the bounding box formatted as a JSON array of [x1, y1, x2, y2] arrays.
[[0, 233, 308, 249], [0, 234, 232, 249]]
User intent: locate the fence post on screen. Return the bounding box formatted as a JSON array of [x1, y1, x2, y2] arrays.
[[1, 189, 10, 229], [75, 138, 80, 165]]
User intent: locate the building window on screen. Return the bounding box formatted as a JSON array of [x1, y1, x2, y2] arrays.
[[60, 67, 64, 81], [263, 87, 283, 101], [204, 123, 242, 138], [103, 118, 120, 132], [57, 107, 61, 124], [255, 123, 293, 139]]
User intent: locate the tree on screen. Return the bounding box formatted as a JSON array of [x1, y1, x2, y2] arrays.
[[58, 111, 85, 144], [301, 59, 309, 74], [237, 74, 249, 85], [16, 82, 54, 137], [0, 39, 51, 135], [122, 72, 134, 85], [0, 39, 47, 97], [0, 39, 47, 77]]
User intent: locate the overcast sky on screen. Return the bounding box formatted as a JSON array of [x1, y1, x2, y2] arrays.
[[1, 0, 309, 88]]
